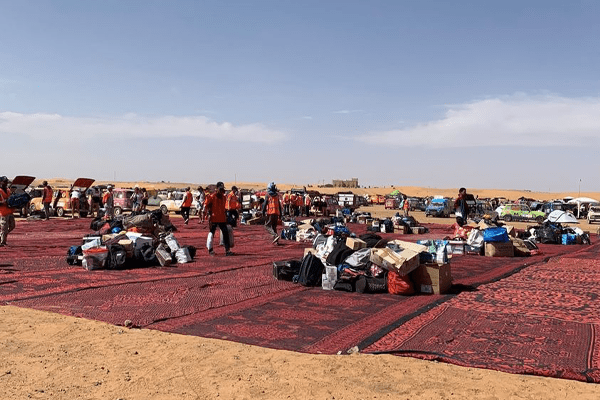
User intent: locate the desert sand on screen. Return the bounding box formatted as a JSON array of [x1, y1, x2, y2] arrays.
[[2, 180, 600, 399]]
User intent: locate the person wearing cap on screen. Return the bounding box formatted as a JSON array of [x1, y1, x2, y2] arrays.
[[180, 187, 193, 225], [103, 185, 114, 220], [226, 186, 241, 228], [42, 181, 53, 220], [195, 186, 205, 224], [0, 176, 16, 246], [262, 182, 282, 244], [205, 182, 233, 256]]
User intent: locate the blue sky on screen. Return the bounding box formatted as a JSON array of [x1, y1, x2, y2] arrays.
[[1, 1, 599, 192]]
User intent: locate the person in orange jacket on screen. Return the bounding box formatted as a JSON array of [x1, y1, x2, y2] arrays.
[[304, 194, 312, 217], [42, 181, 53, 220], [0, 176, 16, 247], [180, 187, 193, 225], [282, 191, 291, 217], [205, 182, 232, 256], [225, 186, 241, 227], [262, 182, 282, 244]]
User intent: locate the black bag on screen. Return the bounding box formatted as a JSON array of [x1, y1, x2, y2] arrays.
[[134, 243, 158, 265], [359, 233, 382, 248], [537, 225, 560, 244], [382, 218, 394, 233], [294, 253, 325, 286], [326, 241, 354, 266], [7, 193, 31, 209], [273, 259, 302, 281], [355, 274, 388, 294], [107, 244, 127, 269], [90, 217, 107, 231], [333, 280, 355, 292]]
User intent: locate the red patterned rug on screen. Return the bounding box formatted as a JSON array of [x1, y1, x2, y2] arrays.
[[0, 217, 580, 358], [364, 244, 600, 383]]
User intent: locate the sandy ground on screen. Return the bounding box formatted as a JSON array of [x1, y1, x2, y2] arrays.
[[3, 183, 600, 399]]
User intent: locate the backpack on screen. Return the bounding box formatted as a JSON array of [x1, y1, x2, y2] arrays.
[[326, 241, 354, 266], [382, 218, 394, 233], [134, 243, 158, 266], [107, 244, 127, 269], [273, 259, 302, 281], [294, 253, 325, 286]]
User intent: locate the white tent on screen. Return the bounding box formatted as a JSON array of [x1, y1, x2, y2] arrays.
[[566, 197, 599, 218], [545, 210, 579, 224]]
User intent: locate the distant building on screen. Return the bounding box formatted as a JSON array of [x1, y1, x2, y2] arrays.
[[332, 178, 359, 188]]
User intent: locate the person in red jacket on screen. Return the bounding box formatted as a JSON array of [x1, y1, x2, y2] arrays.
[[282, 191, 291, 217], [0, 176, 15, 247], [42, 181, 53, 220], [180, 187, 193, 225], [262, 182, 282, 244], [205, 182, 232, 256]]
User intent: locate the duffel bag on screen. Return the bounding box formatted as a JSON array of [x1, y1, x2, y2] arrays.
[[7, 193, 31, 209]]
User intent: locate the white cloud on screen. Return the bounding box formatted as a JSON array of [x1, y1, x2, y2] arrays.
[[358, 95, 600, 147], [0, 112, 287, 144], [333, 109, 363, 114]]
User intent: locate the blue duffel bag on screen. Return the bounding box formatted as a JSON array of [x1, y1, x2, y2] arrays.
[[7, 192, 31, 209], [483, 226, 509, 243]]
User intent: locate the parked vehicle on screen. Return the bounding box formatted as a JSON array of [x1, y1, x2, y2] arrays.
[[587, 206, 600, 224], [9, 176, 36, 217], [499, 204, 546, 223], [385, 198, 398, 209], [53, 178, 95, 217], [312, 195, 341, 216], [425, 198, 452, 218], [408, 197, 427, 211], [112, 188, 135, 216], [337, 192, 361, 210], [29, 188, 66, 216], [160, 191, 199, 215]]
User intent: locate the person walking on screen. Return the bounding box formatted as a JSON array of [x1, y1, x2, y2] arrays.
[[180, 187, 193, 225], [42, 181, 53, 220], [195, 186, 205, 224], [226, 186, 241, 227], [0, 176, 16, 246], [262, 182, 282, 244], [454, 187, 470, 227], [103, 185, 114, 220], [205, 182, 233, 256], [140, 188, 149, 211]]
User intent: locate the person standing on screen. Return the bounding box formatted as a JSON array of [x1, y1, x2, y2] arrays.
[[180, 187, 193, 225], [226, 186, 241, 227], [454, 187, 470, 227], [0, 176, 15, 246], [140, 188, 149, 211], [130, 186, 143, 214], [89, 186, 101, 218], [42, 181, 53, 220], [403, 195, 410, 217], [282, 191, 291, 217], [262, 182, 282, 244], [205, 182, 232, 256], [103, 185, 114, 220], [70, 185, 81, 219], [195, 186, 205, 224], [304, 193, 312, 217]]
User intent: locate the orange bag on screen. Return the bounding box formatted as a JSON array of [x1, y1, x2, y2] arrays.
[[387, 270, 415, 295]]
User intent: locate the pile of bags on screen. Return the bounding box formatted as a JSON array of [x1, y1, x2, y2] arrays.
[[274, 230, 452, 296], [66, 210, 195, 271]]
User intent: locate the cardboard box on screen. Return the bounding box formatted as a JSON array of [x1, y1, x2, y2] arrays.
[[477, 220, 492, 230], [370, 241, 424, 275], [304, 247, 317, 257], [485, 242, 514, 257], [411, 263, 452, 294], [411, 226, 426, 234], [393, 224, 409, 234], [504, 225, 516, 237], [357, 216, 368, 224], [118, 239, 135, 258], [346, 237, 367, 250]]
